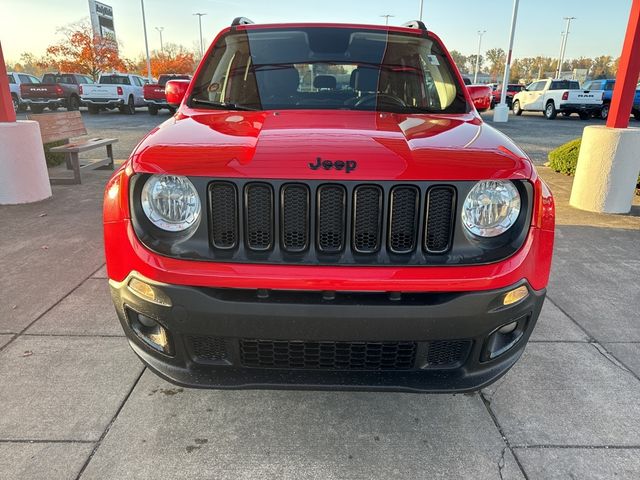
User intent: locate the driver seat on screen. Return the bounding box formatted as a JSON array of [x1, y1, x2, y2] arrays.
[[345, 67, 380, 105]]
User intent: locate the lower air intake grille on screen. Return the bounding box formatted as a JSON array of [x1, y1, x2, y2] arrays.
[[240, 339, 417, 370], [188, 336, 230, 364], [425, 340, 470, 367]]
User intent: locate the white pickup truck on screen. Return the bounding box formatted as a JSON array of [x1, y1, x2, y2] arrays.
[[512, 79, 604, 120], [81, 73, 148, 114]]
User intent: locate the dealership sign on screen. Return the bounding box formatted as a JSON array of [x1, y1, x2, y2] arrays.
[[88, 0, 117, 46]]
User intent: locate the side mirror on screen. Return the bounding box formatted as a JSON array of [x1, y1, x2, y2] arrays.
[[165, 79, 191, 107]]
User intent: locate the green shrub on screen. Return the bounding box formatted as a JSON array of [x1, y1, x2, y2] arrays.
[[44, 140, 67, 167], [548, 138, 581, 176], [548, 138, 640, 194]]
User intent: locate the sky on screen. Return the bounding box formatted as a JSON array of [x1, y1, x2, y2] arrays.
[[0, 0, 633, 63]]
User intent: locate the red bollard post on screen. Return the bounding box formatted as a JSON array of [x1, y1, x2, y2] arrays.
[[0, 42, 17, 123], [607, 0, 640, 129]]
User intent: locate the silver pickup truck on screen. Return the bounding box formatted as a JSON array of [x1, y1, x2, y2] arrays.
[[512, 78, 604, 120]]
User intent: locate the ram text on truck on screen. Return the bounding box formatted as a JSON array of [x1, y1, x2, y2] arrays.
[[103, 18, 555, 393]]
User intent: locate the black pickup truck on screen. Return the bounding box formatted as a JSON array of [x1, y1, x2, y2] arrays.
[[20, 73, 93, 113]]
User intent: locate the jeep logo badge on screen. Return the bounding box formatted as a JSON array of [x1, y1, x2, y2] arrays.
[[308, 157, 357, 173]]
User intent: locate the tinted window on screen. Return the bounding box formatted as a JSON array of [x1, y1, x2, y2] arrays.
[[100, 75, 131, 85], [19, 74, 32, 83], [550, 80, 580, 90], [7, 74, 15, 84], [29, 75, 41, 84], [191, 27, 467, 113], [42, 74, 76, 84], [604, 81, 614, 91], [509, 84, 524, 92]]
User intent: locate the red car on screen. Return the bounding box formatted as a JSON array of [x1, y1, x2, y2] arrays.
[[491, 83, 525, 109], [104, 18, 555, 393], [143, 74, 191, 115], [462, 77, 492, 112]]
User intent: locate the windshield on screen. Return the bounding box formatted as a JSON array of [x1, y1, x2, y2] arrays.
[[158, 74, 190, 86], [190, 27, 467, 113]]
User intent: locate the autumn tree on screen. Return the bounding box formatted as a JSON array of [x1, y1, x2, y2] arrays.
[[45, 19, 128, 80], [485, 48, 506, 80], [448, 50, 469, 72]]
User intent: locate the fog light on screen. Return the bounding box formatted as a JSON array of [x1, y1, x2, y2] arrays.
[[128, 278, 172, 307], [498, 321, 518, 334], [126, 309, 174, 355], [503, 285, 529, 306]]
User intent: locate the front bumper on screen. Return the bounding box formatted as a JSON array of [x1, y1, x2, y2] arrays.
[[109, 273, 545, 393]]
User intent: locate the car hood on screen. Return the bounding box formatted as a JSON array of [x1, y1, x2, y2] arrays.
[[132, 110, 532, 181]]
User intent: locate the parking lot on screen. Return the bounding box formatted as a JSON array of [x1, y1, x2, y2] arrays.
[[1, 110, 639, 479]]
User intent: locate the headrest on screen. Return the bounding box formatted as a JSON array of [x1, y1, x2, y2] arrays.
[[256, 67, 300, 97], [353, 67, 379, 92], [313, 75, 338, 90], [313, 75, 337, 89]]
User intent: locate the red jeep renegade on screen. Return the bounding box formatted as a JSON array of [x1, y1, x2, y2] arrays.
[[103, 18, 555, 392]]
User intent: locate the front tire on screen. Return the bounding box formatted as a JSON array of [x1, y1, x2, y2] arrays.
[[544, 101, 557, 120], [512, 100, 523, 116]]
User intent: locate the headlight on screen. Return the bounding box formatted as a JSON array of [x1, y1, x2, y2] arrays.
[[141, 175, 201, 232], [462, 180, 521, 237]]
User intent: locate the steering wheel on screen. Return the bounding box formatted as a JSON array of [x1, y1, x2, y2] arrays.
[[354, 93, 407, 108]]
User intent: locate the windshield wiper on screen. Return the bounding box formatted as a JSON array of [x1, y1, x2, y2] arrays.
[[190, 98, 259, 111]]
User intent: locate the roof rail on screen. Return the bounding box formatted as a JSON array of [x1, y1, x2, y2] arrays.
[[402, 20, 428, 33], [231, 17, 255, 27]]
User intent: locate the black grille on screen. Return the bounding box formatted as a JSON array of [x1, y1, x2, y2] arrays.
[[240, 339, 417, 370], [188, 336, 230, 364], [425, 187, 455, 253], [206, 180, 457, 262], [425, 340, 470, 367], [317, 185, 346, 253], [209, 182, 238, 249], [389, 186, 419, 253], [281, 184, 309, 252], [353, 185, 382, 253], [245, 183, 273, 251]]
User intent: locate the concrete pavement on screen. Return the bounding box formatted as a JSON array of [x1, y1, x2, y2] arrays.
[[0, 112, 639, 479]]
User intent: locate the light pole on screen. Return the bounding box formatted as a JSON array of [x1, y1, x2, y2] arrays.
[[473, 30, 487, 84], [140, 0, 152, 82], [193, 13, 207, 57], [419, 0, 424, 21], [558, 17, 576, 78], [493, 0, 520, 123], [380, 14, 394, 26], [556, 31, 566, 77], [155, 26, 164, 52]]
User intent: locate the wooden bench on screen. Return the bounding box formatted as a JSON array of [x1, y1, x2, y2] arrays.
[[27, 111, 118, 185]]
